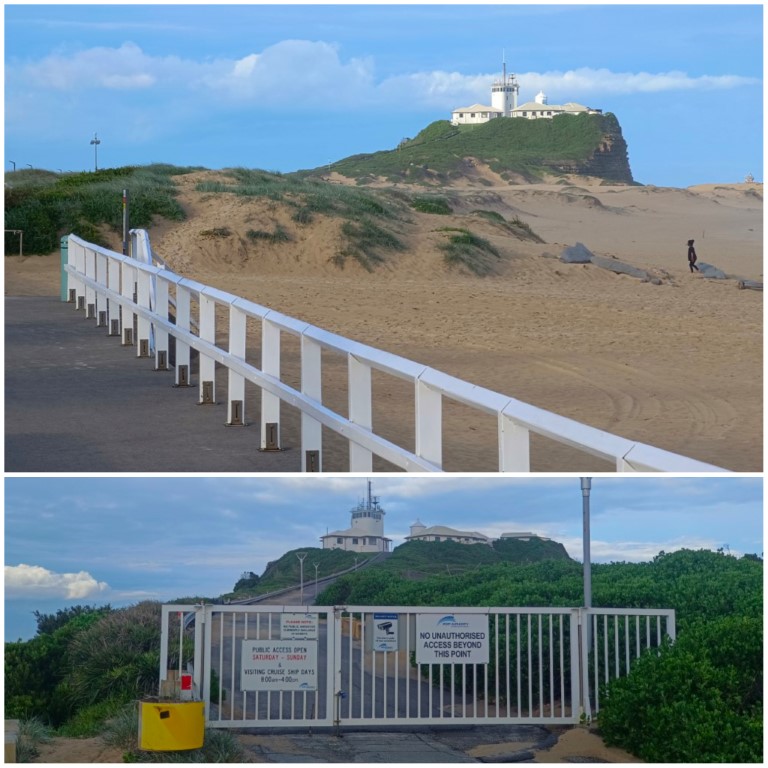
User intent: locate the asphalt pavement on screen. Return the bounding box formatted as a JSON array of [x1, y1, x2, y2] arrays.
[[234, 724, 564, 763], [5, 296, 300, 472]]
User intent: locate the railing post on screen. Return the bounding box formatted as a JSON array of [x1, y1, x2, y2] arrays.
[[301, 335, 322, 471], [154, 277, 169, 369], [107, 254, 121, 335], [198, 292, 216, 404], [261, 318, 281, 449], [136, 268, 152, 357], [120, 261, 135, 346], [227, 304, 246, 425], [499, 412, 531, 471], [84, 247, 97, 319], [415, 378, 442, 468], [348, 354, 373, 472], [174, 284, 192, 386], [94, 251, 108, 326]]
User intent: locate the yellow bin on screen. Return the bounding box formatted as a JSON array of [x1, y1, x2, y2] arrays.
[[138, 701, 205, 751]]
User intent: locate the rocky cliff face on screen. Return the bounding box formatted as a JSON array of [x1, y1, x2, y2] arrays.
[[549, 115, 634, 184]]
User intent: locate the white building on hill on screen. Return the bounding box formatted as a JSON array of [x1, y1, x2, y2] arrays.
[[451, 61, 600, 126], [405, 520, 492, 546], [320, 481, 392, 553]]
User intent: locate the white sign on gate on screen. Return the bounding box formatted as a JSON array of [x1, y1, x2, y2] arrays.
[[416, 613, 489, 663], [241, 640, 318, 691], [372, 613, 398, 651], [281, 613, 318, 640]]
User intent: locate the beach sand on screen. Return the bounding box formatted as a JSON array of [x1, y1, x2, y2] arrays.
[[6, 171, 762, 471]]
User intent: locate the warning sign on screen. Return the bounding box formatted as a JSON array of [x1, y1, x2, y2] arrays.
[[241, 640, 317, 691], [280, 613, 318, 640], [415, 614, 489, 664]]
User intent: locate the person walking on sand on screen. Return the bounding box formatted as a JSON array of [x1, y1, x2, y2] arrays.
[[687, 239, 699, 272]]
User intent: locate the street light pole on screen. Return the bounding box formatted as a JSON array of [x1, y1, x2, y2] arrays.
[[581, 477, 592, 609], [296, 552, 307, 605], [313, 563, 319, 599], [90, 132, 101, 172], [9, 161, 15, 172]]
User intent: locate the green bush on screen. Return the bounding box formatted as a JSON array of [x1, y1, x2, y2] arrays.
[[65, 602, 166, 710], [411, 196, 452, 215], [4, 165, 191, 255], [598, 615, 763, 762]]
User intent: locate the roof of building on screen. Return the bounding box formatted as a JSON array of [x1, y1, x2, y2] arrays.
[[512, 101, 593, 113], [406, 525, 490, 541], [452, 103, 501, 114], [321, 527, 391, 541]]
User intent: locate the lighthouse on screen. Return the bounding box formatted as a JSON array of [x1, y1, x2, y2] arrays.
[[491, 57, 520, 117]]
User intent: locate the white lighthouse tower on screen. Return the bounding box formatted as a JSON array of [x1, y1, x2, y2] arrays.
[[320, 481, 391, 552], [491, 56, 520, 117]]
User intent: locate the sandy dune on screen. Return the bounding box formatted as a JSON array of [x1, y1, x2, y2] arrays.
[[6, 171, 762, 471]]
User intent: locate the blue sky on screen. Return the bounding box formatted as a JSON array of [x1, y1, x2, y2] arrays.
[[4, 475, 763, 641], [4, 3, 763, 186]]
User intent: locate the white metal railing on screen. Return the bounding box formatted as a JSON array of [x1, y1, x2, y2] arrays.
[[63, 231, 727, 472], [159, 604, 675, 728]]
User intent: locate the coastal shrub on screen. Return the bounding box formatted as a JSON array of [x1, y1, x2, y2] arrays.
[[57, 698, 127, 738], [4, 165, 190, 255], [437, 228, 501, 276], [5, 609, 108, 725], [335, 218, 404, 271], [246, 225, 291, 244], [15, 717, 52, 763], [199, 227, 232, 238], [65, 602, 167, 710], [598, 616, 763, 762], [410, 196, 452, 215]]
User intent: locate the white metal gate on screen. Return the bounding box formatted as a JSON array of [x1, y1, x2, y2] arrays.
[[159, 604, 675, 729]]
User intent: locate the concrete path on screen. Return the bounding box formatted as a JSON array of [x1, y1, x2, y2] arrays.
[[5, 296, 300, 472]]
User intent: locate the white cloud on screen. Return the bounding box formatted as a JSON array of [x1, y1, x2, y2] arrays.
[[13, 41, 758, 110], [5, 564, 109, 600], [518, 67, 760, 100]]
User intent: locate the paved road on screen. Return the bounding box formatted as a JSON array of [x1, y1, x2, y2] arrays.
[[5, 296, 300, 472], [235, 724, 564, 763]]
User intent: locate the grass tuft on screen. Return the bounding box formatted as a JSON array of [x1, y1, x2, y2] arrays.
[[410, 196, 452, 215], [437, 228, 501, 276]]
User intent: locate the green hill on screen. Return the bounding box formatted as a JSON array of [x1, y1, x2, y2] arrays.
[[311, 113, 633, 185], [227, 547, 378, 599]]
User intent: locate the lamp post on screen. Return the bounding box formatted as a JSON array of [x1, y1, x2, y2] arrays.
[[313, 562, 320, 599], [9, 161, 15, 171], [90, 132, 101, 171], [296, 552, 307, 604], [581, 477, 592, 610]]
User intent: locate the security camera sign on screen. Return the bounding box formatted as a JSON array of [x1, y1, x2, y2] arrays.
[[416, 614, 489, 664], [372, 613, 398, 651], [241, 640, 317, 691]]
